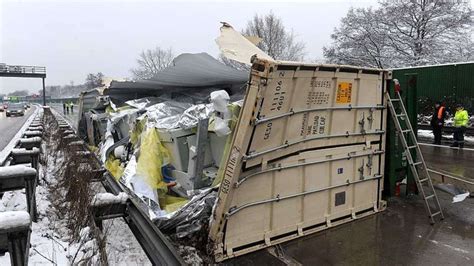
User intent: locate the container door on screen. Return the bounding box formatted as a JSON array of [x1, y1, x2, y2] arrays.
[[209, 58, 387, 261]]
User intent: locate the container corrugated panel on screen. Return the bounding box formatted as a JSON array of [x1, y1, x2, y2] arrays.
[[392, 62, 474, 108], [209, 58, 388, 261]]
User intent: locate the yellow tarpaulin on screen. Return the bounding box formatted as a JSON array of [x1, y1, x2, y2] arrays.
[[136, 128, 171, 190], [105, 155, 124, 180]]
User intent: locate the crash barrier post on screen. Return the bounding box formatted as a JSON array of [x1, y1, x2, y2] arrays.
[[0, 110, 43, 264], [0, 211, 32, 266], [0, 166, 38, 222], [89, 192, 129, 230], [10, 148, 41, 181], [18, 137, 42, 151]]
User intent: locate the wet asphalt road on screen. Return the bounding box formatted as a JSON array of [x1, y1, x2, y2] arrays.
[[0, 106, 36, 151], [228, 190, 474, 265], [49, 102, 79, 129]]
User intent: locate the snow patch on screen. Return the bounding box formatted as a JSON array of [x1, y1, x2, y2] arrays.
[[0, 165, 36, 177], [0, 211, 30, 231], [19, 136, 42, 143], [91, 192, 128, 206]]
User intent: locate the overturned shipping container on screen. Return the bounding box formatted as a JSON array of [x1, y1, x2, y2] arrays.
[[209, 58, 388, 261], [77, 54, 390, 262]]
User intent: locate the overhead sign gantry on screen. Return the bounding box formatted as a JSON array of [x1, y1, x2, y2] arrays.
[[0, 64, 47, 105]]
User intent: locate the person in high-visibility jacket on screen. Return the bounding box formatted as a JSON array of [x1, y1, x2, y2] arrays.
[[430, 101, 446, 145], [452, 104, 469, 148]]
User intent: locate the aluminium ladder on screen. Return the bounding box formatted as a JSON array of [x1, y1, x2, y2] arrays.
[[386, 90, 444, 224]]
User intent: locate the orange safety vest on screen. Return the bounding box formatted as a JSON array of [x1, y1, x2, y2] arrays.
[[437, 106, 445, 120]]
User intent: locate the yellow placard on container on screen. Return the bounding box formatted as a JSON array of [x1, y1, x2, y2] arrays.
[[336, 82, 352, 103]]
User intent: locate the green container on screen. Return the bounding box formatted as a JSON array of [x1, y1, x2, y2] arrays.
[[385, 62, 474, 196], [393, 62, 474, 114]]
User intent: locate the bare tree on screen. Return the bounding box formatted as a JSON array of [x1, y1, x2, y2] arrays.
[[323, 8, 389, 68], [325, 0, 473, 68], [243, 12, 306, 61], [85, 72, 104, 89], [131, 47, 175, 80]]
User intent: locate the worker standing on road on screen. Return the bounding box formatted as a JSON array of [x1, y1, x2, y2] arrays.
[[70, 101, 74, 114], [430, 101, 446, 145], [62, 102, 66, 114], [452, 104, 469, 148], [66, 102, 70, 114]]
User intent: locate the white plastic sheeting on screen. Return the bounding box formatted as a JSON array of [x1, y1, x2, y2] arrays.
[[210, 90, 232, 136], [141, 101, 193, 129], [215, 23, 274, 65], [99, 90, 240, 224], [121, 156, 159, 206], [177, 104, 214, 129], [155, 188, 217, 238]]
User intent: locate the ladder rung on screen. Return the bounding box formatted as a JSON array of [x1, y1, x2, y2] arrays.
[[402, 129, 411, 133], [419, 178, 429, 183], [425, 194, 435, 200], [396, 114, 406, 117], [390, 99, 401, 102], [412, 161, 423, 166], [408, 145, 417, 149], [431, 211, 442, 217]]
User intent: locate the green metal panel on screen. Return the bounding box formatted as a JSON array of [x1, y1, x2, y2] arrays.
[[385, 62, 474, 196], [392, 62, 474, 114], [385, 75, 418, 196]]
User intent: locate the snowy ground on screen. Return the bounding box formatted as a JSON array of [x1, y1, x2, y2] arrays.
[[0, 188, 150, 265], [0, 115, 150, 265]]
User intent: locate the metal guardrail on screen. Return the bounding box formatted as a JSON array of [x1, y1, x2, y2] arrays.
[[418, 124, 474, 136], [428, 168, 474, 194], [0, 108, 43, 265], [0, 107, 41, 166]]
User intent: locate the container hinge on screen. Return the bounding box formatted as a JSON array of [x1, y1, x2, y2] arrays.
[[367, 108, 374, 129], [367, 154, 373, 175]]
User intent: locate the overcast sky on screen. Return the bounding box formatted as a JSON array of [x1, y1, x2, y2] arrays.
[[1, 0, 469, 94]]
